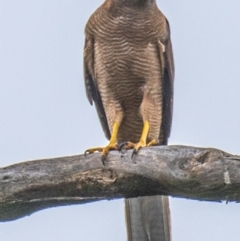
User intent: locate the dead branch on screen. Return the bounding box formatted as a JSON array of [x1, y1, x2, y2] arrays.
[[1, 145, 240, 222]]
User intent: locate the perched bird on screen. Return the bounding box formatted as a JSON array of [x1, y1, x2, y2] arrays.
[[84, 0, 174, 240]]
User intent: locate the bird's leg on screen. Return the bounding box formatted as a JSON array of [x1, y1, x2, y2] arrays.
[[119, 121, 157, 156], [134, 120, 150, 150], [84, 122, 119, 161], [101, 122, 119, 156]]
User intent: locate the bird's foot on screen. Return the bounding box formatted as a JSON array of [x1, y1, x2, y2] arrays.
[[119, 139, 158, 158], [146, 139, 158, 147], [84, 143, 118, 165]]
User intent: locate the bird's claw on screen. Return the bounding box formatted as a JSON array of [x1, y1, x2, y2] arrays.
[[101, 155, 106, 166], [84, 147, 104, 157], [119, 139, 158, 160], [118, 141, 141, 161], [119, 142, 130, 153], [131, 148, 139, 160], [84, 144, 118, 165]]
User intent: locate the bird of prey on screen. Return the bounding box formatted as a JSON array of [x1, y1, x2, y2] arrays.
[[84, 0, 174, 240]]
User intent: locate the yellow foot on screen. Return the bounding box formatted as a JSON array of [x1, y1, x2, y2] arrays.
[[146, 139, 158, 147], [119, 139, 158, 158], [84, 144, 118, 165]]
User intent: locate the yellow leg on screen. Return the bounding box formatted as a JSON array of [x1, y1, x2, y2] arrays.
[[85, 122, 119, 158], [120, 121, 157, 154], [102, 122, 119, 156], [134, 121, 149, 150]]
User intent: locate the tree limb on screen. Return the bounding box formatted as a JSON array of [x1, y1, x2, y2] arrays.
[[1, 145, 240, 222]]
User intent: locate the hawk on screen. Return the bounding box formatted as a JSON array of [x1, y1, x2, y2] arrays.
[[84, 0, 174, 240]]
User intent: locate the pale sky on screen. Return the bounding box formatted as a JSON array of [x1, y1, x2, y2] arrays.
[[1, 1, 240, 240]]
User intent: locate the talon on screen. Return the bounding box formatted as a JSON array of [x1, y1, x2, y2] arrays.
[[131, 149, 138, 161], [84, 144, 118, 165], [84, 147, 104, 156], [101, 155, 106, 166], [119, 142, 129, 152], [84, 122, 120, 164], [118, 142, 125, 152], [131, 139, 158, 159]]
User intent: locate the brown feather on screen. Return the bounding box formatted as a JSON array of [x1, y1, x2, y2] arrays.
[[84, 1, 174, 240], [84, 0, 174, 144]]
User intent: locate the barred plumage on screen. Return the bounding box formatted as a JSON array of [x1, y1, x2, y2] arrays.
[[84, 0, 174, 240]]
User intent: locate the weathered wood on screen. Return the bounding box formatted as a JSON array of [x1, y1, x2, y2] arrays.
[[1, 145, 240, 222]]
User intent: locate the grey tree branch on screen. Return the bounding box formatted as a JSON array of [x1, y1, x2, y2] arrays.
[[1, 145, 240, 222]]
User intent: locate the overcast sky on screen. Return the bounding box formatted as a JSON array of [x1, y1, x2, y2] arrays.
[[1, 1, 240, 240]]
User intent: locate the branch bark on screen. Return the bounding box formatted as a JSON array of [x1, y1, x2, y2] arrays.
[[1, 145, 240, 222]]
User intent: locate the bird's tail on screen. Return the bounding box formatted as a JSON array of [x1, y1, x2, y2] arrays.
[[125, 196, 171, 241]]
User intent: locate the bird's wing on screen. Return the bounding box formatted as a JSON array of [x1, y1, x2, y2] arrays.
[[158, 19, 175, 144], [84, 37, 111, 140]]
